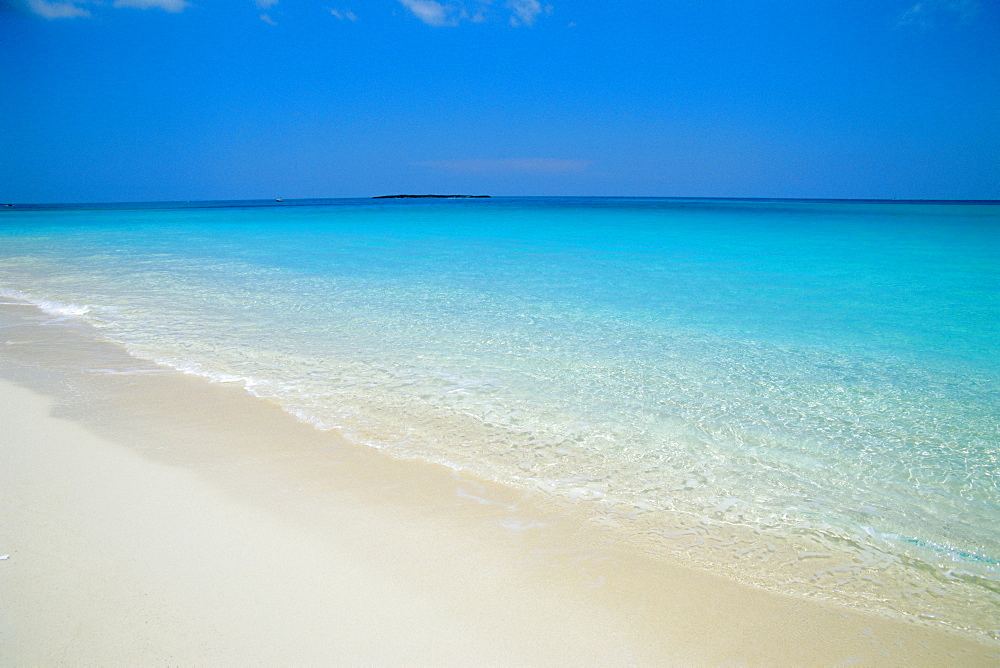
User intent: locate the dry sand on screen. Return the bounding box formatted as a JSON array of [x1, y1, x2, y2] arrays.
[[1, 301, 998, 665], [0, 376, 652, 665]]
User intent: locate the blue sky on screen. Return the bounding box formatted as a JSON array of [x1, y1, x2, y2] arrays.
[[2, 0, 998, 202]]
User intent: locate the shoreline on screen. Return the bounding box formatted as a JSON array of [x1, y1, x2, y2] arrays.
[[2, 298, 998, 664]]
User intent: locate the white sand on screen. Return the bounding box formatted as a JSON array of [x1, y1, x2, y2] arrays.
[[1, 377, 666, 664], [0, 376, 688, 665]]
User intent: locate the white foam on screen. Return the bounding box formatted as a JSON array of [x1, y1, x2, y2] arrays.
[[0, 288, 93, 319], [151, 357, 262, 390]]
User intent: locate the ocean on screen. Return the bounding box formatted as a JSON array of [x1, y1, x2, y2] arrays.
[[2, 197, 998, 637]]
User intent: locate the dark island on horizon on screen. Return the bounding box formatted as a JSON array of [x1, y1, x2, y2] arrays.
[[372, 194, 490, 199]]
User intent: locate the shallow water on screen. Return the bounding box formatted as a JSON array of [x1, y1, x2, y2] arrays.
[[2, 197, 998, 637]]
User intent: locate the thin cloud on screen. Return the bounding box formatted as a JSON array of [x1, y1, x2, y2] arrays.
[[112, 0, 188, 11], [25, 0, 187, 18], [417, 159, 591, 174], [259, 12, 277, 24], [399, 0, 552, 27], [330, 8, 357, 20], [898, 2, 931, 29], [507, 0, 541, 26], [256, 0, 279, 9], [27, 0, 90, 18], [897, 0, 980, 29], [399, 0, 457, 27]]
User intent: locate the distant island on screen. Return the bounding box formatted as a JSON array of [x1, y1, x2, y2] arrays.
[[372, 194, 490, 199]]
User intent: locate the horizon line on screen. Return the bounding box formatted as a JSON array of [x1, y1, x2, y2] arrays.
[[4, 195, 1000, 210]]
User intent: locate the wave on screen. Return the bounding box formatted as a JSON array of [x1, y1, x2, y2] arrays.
[[0, 288, 93, 319]]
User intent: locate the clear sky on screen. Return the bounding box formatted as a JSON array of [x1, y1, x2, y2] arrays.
[[2, 0, 998, 202]]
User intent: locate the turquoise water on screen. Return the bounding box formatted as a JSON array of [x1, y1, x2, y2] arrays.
[[2, 197, 998, 633]]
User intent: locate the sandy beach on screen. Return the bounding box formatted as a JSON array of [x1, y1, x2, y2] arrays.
[[1, 300, 998, 665]]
